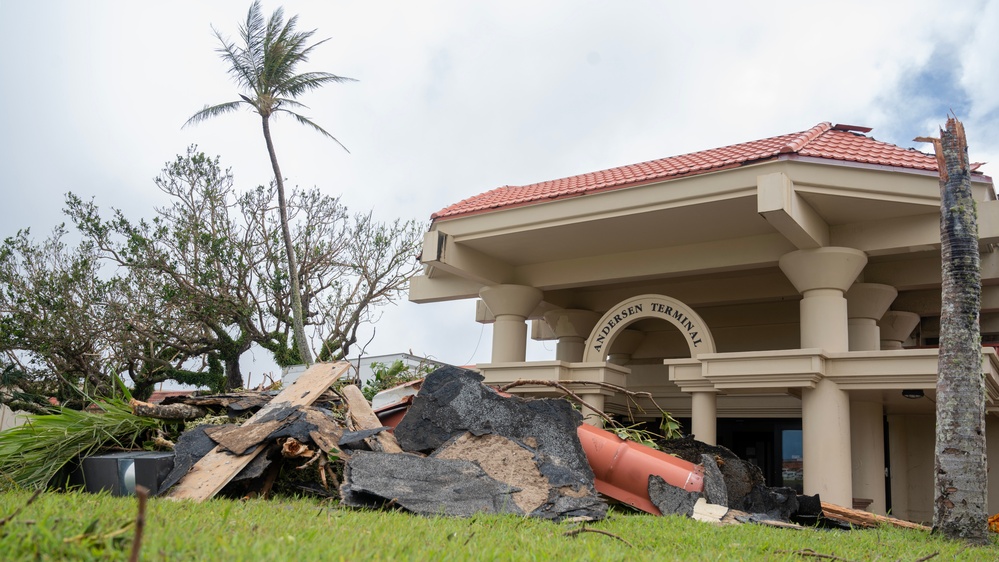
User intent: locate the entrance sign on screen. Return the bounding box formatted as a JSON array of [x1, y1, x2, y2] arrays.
[[582, 294, 715, 362]]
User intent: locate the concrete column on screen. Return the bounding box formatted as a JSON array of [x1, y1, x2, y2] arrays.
[[801, 377, 853, 506], [850, 400, 886, 514], [579, 394, 606, 427], [843, 284, 895, 513], [479, 284, 543, 363], [779, 247, 867, 351], [691, 391, 718, 445], [780, 247, 866, 507], [606, 329, 644, 366], [879, 311, 921, 350], [846, 283, 897, 352], [543, 309, 600, 362]]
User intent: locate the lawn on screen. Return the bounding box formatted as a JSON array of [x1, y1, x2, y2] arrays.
[[1, 490, 996, 561]]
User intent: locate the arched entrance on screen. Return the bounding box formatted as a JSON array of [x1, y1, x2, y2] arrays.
[[582, 294, 716, 362]]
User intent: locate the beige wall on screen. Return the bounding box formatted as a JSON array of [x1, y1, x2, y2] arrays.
[[988, 416, 999, 515], [887, 414, 938, 524], [0, 404, 27, 432], [887, 413, 999, 522]]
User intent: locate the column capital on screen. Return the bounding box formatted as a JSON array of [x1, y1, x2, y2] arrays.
[[479, 284, 543, 318], [847, 283, 898, 320], [879, 311, 921, 349], [779, 247, 868, 294], [543, 309, 600, 339]]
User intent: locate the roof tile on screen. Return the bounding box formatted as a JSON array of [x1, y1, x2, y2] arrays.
[[432, 122, 943, 220]]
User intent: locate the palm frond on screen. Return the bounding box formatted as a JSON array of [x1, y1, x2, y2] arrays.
[[190, 1, 353, 146], [279, 71, 356, 98], [279, 110, 349, 153], [184, 101, 247, 128], [212, 28, 256, 92], [0, 399, 164, 491]]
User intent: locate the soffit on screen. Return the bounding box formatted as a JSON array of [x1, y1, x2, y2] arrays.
[[459, 195, 769, 266]]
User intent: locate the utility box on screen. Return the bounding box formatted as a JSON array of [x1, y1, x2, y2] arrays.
[[68, 451, 175, 496]]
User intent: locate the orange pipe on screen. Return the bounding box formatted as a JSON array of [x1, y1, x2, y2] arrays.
[[577, 424, 703, 515]]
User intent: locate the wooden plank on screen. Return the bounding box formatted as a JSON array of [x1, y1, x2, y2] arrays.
[[342, 384, 403, 453], [166, 361, 349, 501], [821, 501, 930, 531]]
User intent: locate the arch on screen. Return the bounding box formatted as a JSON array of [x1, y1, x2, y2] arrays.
[[582, 294, 716, 362]]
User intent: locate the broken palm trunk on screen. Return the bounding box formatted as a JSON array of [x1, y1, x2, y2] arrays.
[[343, 366, 606, 521], [166, 361, 349, 501]]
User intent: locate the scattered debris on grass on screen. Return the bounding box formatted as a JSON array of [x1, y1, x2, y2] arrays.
[[0, 360, 953, 537]]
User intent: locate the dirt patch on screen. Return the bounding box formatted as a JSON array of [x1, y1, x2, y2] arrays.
[[436, 432, 548, 513]]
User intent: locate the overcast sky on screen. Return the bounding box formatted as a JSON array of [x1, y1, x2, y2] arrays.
[[1, 1, 997, 384]]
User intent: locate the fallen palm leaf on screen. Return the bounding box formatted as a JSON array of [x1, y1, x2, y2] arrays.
[[0, 398, 164, 490]]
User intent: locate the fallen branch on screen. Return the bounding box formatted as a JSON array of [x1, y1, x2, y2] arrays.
[[913, 552, 939, 562], [775, 549, 854, 561], [563, 526, 634, 547], [497, 380, 614, 425], [127, 485, 149, 562], [152, 430, 175, 451], [500, 378, 680, 426], [130, 399, 208, 421]]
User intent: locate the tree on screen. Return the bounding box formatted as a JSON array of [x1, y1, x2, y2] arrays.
[[0, 222, 229, 403], [0, 227, 119, 405], [920, 117, 988, 543], [185, 0, 355, 366], [240, 184, 423, 365], [66, 148, 259, 392], [67, 148, 422, 392]]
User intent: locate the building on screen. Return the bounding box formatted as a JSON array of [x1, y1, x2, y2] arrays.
[[409, 122, 999, 522], [281, 353, 448, 387]]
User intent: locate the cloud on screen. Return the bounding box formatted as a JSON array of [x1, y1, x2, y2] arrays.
[[3, 1, 998, 385]]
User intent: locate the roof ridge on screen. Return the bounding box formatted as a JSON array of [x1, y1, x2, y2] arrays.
[[779, 122, 833, 154]]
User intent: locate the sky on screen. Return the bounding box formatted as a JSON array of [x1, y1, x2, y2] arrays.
[[1, 1, 997, 385]]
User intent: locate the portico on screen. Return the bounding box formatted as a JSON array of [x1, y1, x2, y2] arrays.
[[410, 122, 999, 522]]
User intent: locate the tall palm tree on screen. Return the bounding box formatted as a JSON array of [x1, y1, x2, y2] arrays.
[[186, 1, 355, 366], [922, 117, 988, 543]]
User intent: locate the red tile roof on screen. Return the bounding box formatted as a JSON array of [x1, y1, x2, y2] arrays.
[[432, 122, 951, 220]]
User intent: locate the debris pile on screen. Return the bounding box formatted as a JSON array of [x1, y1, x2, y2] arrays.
[[344, 366, 606, 520], [121, 361, 928, 531], [150, 363, 604, 521]]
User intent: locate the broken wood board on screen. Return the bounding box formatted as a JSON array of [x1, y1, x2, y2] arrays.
[[821, 501, 930, 531], [691, 497, 729, 523], [342, 384, 402, 453], [166, 361, 349, 501]]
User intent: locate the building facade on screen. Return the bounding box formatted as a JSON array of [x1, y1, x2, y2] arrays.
[[409, 122, 999, 522]]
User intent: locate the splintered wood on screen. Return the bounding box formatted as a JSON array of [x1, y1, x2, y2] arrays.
[[821, 502, 930, 531], [341, 384, 403, 453], [166, 361, 349, 501]]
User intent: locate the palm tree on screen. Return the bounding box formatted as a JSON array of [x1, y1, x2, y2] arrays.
[[185, 1, 354, 366], [921, 117, 988, 543]]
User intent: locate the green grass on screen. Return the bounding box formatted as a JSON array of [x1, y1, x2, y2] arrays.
[[0, 490, 995, 561]]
